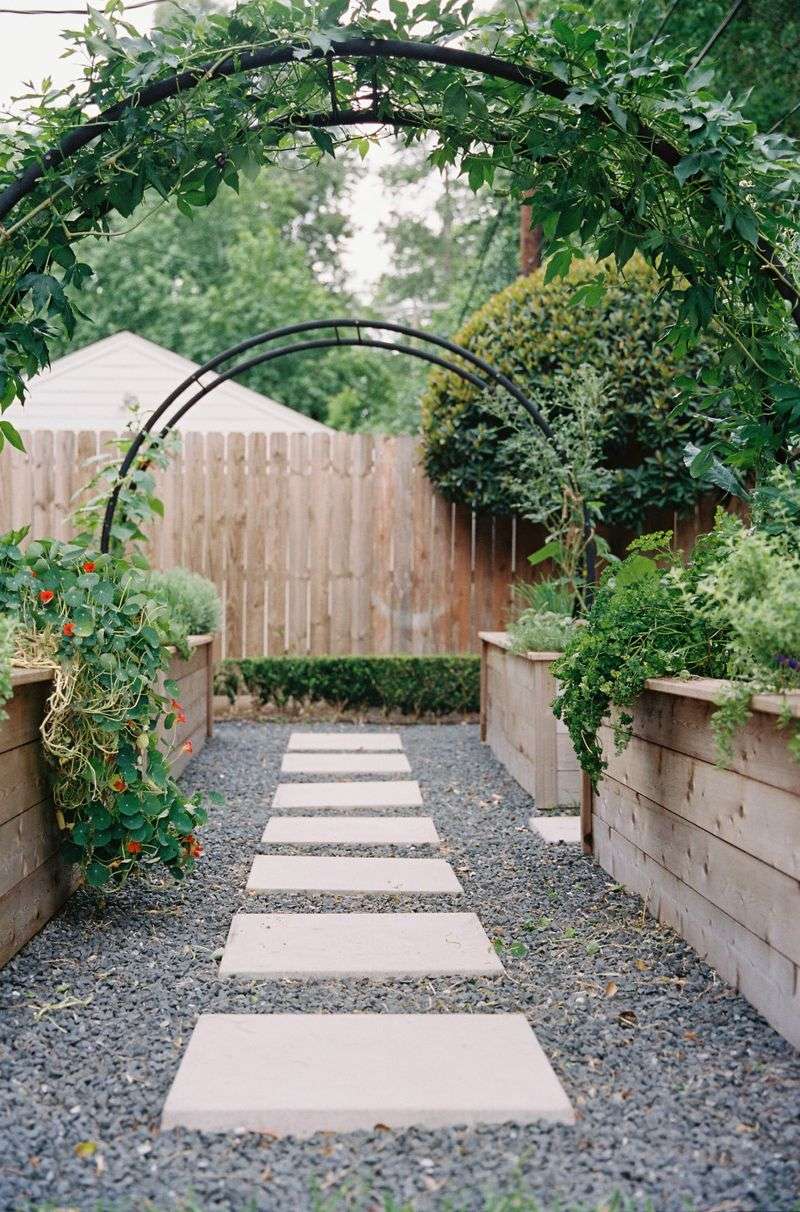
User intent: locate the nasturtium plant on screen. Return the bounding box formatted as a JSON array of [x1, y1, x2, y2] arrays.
[[0, 530, 215, 886], [0, 0, 798, 479]]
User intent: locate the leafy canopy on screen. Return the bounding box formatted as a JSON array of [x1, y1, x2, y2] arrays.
[[0, 0, 798, 476]]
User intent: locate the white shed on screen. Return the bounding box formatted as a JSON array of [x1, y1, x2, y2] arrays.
[[6, 330, 331, 433]]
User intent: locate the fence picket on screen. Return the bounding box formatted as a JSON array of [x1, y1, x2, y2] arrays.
[[224, 432, 247, 660], [245, 432, 268, 658], [308, 433, 332, 655], [287, 433, 310, 654]]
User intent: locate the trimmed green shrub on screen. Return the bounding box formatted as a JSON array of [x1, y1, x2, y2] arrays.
[[238, 655, 480, 714], [421, 259, 717, 530], [148, 567, 222, 637]]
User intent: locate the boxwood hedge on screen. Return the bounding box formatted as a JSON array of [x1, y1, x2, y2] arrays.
[[421, 259, 718, 530], [234, 655, 480, 715]]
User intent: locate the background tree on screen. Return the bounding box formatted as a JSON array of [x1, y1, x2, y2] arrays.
[[51, 158, 411, 426]]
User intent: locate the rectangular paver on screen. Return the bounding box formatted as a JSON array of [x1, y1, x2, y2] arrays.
[[246, 855, 462, 895], [161, 1013, 576, 1134], [272, 781, 423, 810], [281, 753, 412, 776], [218, 912, 503, 978], [530, 815, 581, 844], [262, 816, 440, 846], [288, 732, 403, 751]]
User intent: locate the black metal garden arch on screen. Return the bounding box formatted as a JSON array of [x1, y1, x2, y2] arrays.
[[98, 318, 598, 591]]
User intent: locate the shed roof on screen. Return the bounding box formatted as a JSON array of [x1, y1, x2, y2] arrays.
[[6, 331, 331, 434]]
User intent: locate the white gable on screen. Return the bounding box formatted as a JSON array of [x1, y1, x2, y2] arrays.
[[6, 331, 332, 434]]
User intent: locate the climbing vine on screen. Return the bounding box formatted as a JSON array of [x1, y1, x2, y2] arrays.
[[0, 0, 798, 475]]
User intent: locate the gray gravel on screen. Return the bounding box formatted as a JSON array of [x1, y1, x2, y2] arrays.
[[1, 721, 799, 1212]]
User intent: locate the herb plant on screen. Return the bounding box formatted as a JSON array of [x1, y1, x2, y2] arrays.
[[552, 529, 731, 787], [508, 610, 576, 655], [554, 485, 800, 786], [148, 567, 223, 638]]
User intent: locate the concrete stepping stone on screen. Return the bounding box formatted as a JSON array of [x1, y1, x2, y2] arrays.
[[272, 781, 423, 810], [218, 912, 503, 978], [288, 732, 403, 751], [246, 855, 462, 895], [530, 815, 581, 844], [281, 752, 412, 776], [262, 816, 440, 846], [161, 1012, 575, 1134]]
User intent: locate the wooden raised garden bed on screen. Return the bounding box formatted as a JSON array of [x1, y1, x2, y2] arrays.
[[583, 677, 800, 1050], [0, 634, 215, 969], [479, 631, 579, 811]]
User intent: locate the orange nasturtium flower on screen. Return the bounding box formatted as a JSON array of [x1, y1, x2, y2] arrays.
[[38, 589, 54, 604], [182, 739, 193, 755], [82, 560, 96, 573], [126, 840, 142, 855], [111, 775, 126, 793], [63, 621, 75, 637]]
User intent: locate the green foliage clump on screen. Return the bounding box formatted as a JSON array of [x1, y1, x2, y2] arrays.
[[422, 259, 718, 529], [508, 610, 575, 655], [148, 567, 222, 638], [0, 612, 13, 721], [0, 530, 212, 887], [554, 481, 800, 785], [239, 655, 480, 715]]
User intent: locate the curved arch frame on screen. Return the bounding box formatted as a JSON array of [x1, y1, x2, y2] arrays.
[[99, 318, 598, 591]]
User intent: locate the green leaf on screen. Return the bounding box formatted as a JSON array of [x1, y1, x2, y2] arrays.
[[734, 211, 759, 247], [684, 444, 749, 500], [443, 82, 469, 122], [309, 128, 335, 157], [528, 540, 562, 568], [85, 861, 112, 887], [674, 153, 704, 185], [0, 420, 24, 452], [72, 606, 95, 637]]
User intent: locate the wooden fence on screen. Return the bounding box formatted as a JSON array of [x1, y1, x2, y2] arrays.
[[0, 430, 546, 658]]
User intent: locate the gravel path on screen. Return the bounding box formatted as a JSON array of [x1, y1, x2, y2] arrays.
[[1, 722, 799, 1212]]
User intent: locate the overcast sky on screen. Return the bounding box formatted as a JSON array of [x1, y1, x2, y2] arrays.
[[0, 0, 442, 297]]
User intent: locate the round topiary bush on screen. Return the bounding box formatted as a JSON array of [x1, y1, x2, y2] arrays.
[[421, 259, 718, 529]]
